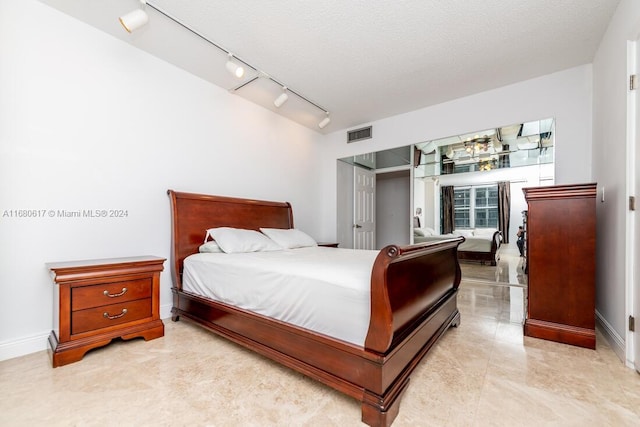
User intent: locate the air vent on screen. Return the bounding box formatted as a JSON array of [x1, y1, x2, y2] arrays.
[[347, 126, 372, 143]]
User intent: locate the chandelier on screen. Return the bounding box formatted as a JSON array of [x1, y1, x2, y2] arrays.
[[442, 133, 503, 172], [464, 135, 492, 155], [478, 160, 496, 171]]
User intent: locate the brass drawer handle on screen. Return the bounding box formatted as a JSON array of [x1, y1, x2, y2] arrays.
[[103, 287, 127, 298], [103, 308, 128, 320]]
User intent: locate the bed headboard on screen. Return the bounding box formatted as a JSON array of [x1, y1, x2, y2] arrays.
[[167, 190, 294, 289]]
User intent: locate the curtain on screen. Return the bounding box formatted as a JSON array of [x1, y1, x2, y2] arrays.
[[442, 185, 455, 234], [413, 146, 422, 168], [498, 181, 511, 243], [498, 144, 510, 169]]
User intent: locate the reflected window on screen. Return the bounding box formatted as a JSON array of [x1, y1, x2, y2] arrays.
[[475, 186, 499, 228], [454, 188, 470, 228], [454, 185, 498, 229]]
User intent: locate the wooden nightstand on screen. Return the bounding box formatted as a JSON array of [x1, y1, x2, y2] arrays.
[[47, 256, 165, 367], [317, 242, 339, 248]]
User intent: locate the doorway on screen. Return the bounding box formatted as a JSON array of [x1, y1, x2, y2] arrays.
[[376, 170, 411, 249]]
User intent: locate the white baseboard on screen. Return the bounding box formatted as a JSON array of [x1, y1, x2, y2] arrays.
[[0, 332, 49, 363], [0, 303, 175, 363], [595, 309, 626, 363]]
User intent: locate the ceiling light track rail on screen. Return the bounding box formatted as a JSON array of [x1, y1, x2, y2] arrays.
[[229, 75, 328, 114], [145, 2, 255, 72], [232, 76, 260, 91], [132, 1, 330, 124], [267, 80, 327, 114]]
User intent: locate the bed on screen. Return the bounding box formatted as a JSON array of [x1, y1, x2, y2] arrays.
[[414, 228, 502, 266], [168, 190, 464, 427]]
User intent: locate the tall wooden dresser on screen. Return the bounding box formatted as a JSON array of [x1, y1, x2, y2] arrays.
[[523, 183, 597, 349]]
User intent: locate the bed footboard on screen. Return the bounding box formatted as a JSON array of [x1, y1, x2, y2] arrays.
[[458, 230, 501, 266], [366, 238, 463, 354], [362, 238, 463, 426]]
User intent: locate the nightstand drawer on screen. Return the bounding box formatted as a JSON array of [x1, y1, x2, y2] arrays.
[[71, 278, 152, 311], [71, 298, 152, 335]]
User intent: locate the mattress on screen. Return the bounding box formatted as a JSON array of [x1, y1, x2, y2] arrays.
[[415, 234, 494, 252], [182, 246, 379, 346]]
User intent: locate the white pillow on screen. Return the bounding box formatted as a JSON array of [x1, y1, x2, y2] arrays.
[[453, 229, 474, 238], [260, 228, 317, 249], [474, 228, 497, 237], [414, 227, 436, 237], [206, 227, 282, 253], [423, 227, 436, 236], [198, 241, 223, 253]]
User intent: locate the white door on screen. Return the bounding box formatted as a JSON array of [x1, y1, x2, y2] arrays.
[[354, 166, 375, 249]]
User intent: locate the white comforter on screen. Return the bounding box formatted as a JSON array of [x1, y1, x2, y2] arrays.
[[415, 233, 496, 252], [182, 246, 379, 346]]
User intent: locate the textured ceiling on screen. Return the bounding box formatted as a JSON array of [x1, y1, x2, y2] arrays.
[[40, 0, 620, 133]]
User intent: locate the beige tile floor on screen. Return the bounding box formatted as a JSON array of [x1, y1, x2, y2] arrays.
[[1, 280, 638, 426]]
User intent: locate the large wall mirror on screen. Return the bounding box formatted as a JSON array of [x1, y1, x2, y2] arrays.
[[337, 117, 555, 286]]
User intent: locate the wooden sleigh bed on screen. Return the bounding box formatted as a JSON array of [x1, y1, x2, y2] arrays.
[[415, 230, 502, 266], [457, 230, 502, 266], [168, 190, 463, 427]]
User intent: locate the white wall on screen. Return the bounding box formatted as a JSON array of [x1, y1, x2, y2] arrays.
[[320, 65, 594, 243], [592, 0, 640, 362], [0, 0, 323, 360]]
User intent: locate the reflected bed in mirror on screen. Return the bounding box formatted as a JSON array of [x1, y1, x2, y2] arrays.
[[337, 118, 554, 286]]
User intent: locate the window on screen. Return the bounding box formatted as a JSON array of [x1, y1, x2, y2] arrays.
[[474, 186, 499, 228], [453, 164, 472, 174], [454, 185, 498, 229]]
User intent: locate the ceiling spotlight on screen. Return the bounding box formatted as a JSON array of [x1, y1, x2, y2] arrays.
[[225, 54, 245, 78], [119, 0, 149, 33], [274, 87, 288, 108], [318, 113, 331, 129]]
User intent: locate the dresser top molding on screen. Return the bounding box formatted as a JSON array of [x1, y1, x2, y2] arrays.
[[523, 183, 597, 201], [47, 256, 165, 283]]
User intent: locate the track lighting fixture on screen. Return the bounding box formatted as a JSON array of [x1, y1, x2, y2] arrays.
[[121, 1, 330, 130], [318, 113, 331, 129], [119, 0, 149, 33], [274, 87, 289, 108], [225, 54, 245, 78]]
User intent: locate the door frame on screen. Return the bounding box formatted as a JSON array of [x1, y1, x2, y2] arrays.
[[626, 38, 639, 371]]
